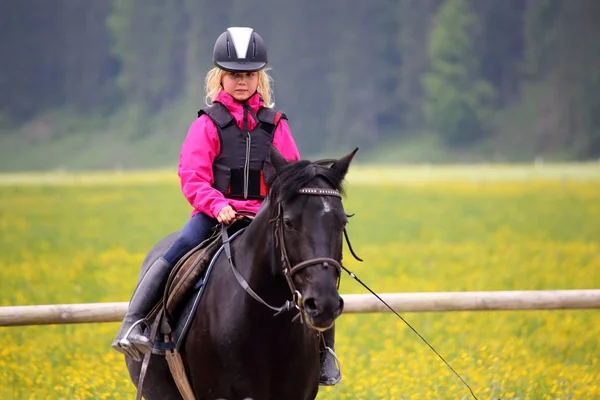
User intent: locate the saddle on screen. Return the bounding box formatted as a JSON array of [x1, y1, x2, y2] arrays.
[[144, 217, 252, 354]]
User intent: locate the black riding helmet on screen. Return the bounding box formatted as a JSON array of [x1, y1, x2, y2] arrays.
[[213, 27, 268, 72]]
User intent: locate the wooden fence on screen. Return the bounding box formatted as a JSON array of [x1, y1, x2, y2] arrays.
[[1, 289, 599, 327]]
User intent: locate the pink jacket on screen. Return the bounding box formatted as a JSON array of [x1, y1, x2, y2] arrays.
[[178, 90, 301, 218]]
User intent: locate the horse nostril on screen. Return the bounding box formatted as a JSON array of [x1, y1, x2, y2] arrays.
[[304, 298, 318, 313], [338, 297, 344, 312]]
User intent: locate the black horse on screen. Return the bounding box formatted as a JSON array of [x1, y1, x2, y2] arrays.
[[125, 147, 358, 400]]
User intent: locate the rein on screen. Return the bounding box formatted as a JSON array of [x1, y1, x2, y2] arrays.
[[221, 223, 296, 315], [339, 265, 479, 399]]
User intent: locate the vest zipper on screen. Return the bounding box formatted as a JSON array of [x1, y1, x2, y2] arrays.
[[242, 104, 251, 200], [244, 131, 251, 199]]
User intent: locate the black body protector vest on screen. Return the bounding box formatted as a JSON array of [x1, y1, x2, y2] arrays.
[[198, 102, 286, 200]]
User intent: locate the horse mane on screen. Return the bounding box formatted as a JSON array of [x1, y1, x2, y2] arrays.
[[267, 158, 346, 204]]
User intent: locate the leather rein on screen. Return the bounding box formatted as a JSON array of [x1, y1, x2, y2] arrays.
[[221, 187, 362, 321]]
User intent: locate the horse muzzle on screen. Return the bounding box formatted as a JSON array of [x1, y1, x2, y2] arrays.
[[301, 294, 344, 331]]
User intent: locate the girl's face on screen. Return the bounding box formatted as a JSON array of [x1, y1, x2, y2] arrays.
[[221, 71, 259, 102]]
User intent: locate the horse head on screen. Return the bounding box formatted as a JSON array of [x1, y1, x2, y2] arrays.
[[264, 146, 358, 331]]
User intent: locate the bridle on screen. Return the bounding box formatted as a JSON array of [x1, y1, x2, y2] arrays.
[[222, 186, 361, 322], [274, 187, 343, 319]]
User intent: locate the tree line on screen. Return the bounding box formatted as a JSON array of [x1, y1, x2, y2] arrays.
[[1, 0, 599, 159]]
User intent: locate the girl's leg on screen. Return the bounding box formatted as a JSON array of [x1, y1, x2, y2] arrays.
[[162, 213, 218, 265], [112, 213, 218, 359]]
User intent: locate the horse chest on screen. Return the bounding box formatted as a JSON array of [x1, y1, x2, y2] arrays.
[[188, 312, 320, 399]]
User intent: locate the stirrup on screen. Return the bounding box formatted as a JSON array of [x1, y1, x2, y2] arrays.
[[118, 319, 148, 348], [320, 346, 342, 386]]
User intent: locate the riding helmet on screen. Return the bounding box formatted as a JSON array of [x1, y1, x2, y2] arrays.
[[213, 27, 268, 72]]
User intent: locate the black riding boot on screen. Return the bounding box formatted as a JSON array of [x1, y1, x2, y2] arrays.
[[111, 257, 172, 360], [319, 325, 341, 385]]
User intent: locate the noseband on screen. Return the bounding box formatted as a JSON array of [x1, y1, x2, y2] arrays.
[[222, 187, 353, 320]]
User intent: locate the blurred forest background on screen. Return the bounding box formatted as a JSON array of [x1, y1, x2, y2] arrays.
[[1, 0, 600, 171]]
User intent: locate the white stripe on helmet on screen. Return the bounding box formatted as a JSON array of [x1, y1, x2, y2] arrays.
[[227, 27, 253, 60]]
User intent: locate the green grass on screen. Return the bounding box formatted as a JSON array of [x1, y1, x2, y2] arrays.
[[0, 166, 599, 399]]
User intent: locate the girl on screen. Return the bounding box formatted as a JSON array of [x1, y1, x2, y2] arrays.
[[112, 27, 340, 385]]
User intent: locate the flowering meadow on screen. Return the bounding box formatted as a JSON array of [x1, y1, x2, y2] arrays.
[[0, 165, 599, 399]]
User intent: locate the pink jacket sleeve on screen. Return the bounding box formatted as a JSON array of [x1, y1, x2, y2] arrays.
[[178, 116, 230, 218], [272, 119, 301, 161]]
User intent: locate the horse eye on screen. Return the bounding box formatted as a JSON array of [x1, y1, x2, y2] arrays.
[[283, 218, 294, 229]]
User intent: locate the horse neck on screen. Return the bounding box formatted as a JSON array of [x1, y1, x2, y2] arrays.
[[235, 209, 291, 304]]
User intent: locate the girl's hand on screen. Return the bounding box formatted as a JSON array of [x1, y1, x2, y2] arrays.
[[217, 205, 237, 224]]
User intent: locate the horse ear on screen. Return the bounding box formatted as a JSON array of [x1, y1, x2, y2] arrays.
[[331, 147, 359, 179], [265, 145, 289, 184]]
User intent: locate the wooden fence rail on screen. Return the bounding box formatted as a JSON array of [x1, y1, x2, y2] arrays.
[[1, 290, 599, 327]]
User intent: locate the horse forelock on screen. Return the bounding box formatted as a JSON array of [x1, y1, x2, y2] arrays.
[[267, 159, 345, 206]]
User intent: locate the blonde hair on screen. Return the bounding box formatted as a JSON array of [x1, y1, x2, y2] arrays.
[[204, 67, 274, 107]]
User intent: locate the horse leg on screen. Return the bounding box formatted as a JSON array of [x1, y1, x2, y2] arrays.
[[319, 324, 341, 385]]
